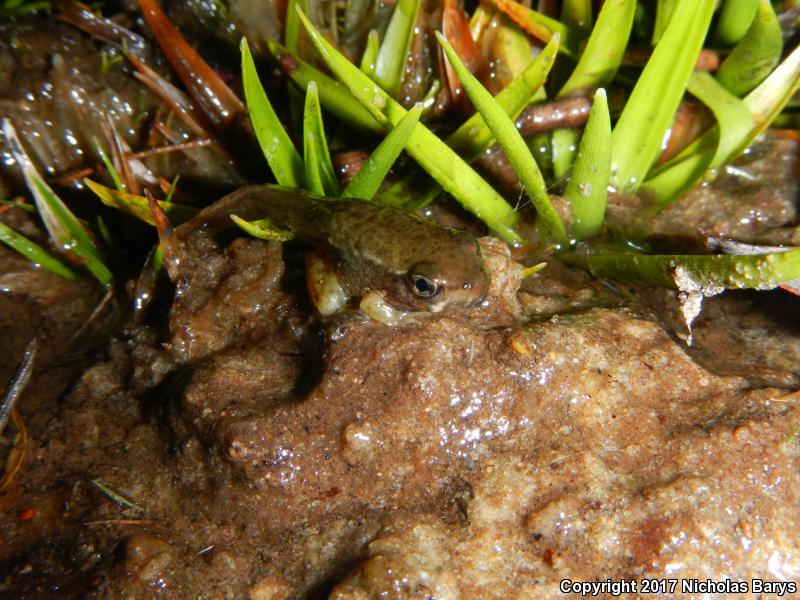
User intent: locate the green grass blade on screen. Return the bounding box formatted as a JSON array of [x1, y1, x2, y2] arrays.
[[0, 221, 77, 280], [1, 199, 35, 212], [379, 34, 559, 209], [561, 0, 592, 32], [241, 38, 305, 187], [713, 0, 759, 47], [93, 138, 124, 192], [469, 1, 493, 37], [297, 8, 522, 245], [230, 215, 295, 241], [553, 0, 635, 178], [30, 173, 112, 286], [551, 129, 578, 180], [563, 89, 610, 240], [84, 179, 198, 226], [651, 0, 678, 45], [558, 0, 636, 98], [448, 34, 559, 160], [565, 247, 800, 290], [164, 175, 180, 204], [491, 14, 538, 87], [284, 0, 306, 52], [4, 119, 111, 286], [738, 42, 800, 152], [344, 104, 422, 200], [374, 175, 440, 209], [716, 0, 782, 97], [643, 43, 800, 208], [268, 40, 382, 133], [360, 29, 380, 77], [437, 32, 566, 245], [303, 81, 339, 196], [686, 72, 752, 169], [495, 0, 582, 59], [640, 147, 713, 211], [610, 0, 715, 192], [373, 0, 421, 98]]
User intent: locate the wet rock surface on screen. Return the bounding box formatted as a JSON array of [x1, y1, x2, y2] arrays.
[[2, 209, 800, 598], [608, 135, 800, 248]]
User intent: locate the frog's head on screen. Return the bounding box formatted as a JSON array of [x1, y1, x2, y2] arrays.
[[396, 242, 490, 312]]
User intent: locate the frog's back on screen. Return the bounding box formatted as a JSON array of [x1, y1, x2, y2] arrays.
[[326, 200, 472, 277]]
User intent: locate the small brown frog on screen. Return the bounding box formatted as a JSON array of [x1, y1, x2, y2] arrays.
[[179, 184, 489, 324]]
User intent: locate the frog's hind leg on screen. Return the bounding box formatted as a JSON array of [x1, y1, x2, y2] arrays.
[[306, 251, 350, 317]]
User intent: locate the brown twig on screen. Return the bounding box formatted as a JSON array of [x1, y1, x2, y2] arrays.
[[55, 139, 214, 185], [102, 116, 140, 196], [1, 409, 30, 491], [0, 339, 37, 438]]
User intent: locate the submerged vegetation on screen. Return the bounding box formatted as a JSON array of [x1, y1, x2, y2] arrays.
[[2, 0, 800, 307]]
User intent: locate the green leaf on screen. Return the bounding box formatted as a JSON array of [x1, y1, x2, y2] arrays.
[[164, 175, 180, 204], [713, 0, 759, 47], [553, 0, 635, 177], [490, 13, 538, 87], [643, 43, 800, 208], [4, 119, 112, 286], [437, 32, 566, 245], [94, 138, 125, 192], [296, 8, 522, 245], [0, 221, 77, 280], [558, 0, 636, 98], [284, 0, 306, 53], [686, 71, 752, 169], [716, 0, 782, 97], [495, 0, 583, 59], [561, 0, 592, 32], [268, 40, 383, 133], [564, 89, 611, 240], [344, 104, 422, 200], [551, 129, 578, 181], [84, 179, 198, 226], [378, 34, 559, 210], [565, 247, 800, 291], [303, 81, 339, 196], [373, 0, 421, 98], [0, 199, 35, 212], [447, 34, 559, 161], [230, 214, 295, 241], [640, 147, 713, 211], [241, 37, 305, 187], [610, 0, 715, 192], [740, 41, 800, 148], [651, 0, 678, 45], [359, 29, 380, 78]]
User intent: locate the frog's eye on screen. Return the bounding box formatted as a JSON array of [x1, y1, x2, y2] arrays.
[[409, 274, 440, 299]]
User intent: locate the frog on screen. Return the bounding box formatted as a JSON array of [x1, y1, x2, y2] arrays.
[[177, 184, 490, 325]]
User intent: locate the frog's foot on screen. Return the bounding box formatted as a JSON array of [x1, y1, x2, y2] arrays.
[[359, 291, 426, 327], [307, 252, 349, 316]]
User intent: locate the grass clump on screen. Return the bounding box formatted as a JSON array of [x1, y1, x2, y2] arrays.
[[3, 0, 800, 300]]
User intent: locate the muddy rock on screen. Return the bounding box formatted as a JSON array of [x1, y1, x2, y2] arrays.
[[3, 202, 800, 598]]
